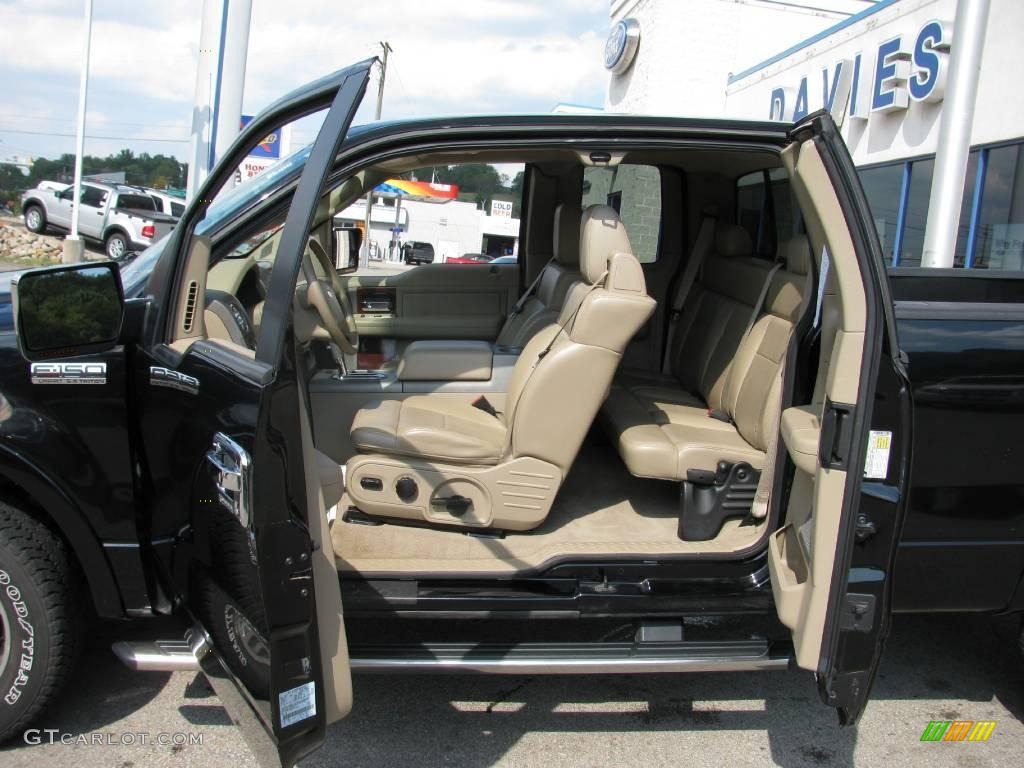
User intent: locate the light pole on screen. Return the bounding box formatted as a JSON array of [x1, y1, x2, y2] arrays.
[[64, 0, 93, 264]]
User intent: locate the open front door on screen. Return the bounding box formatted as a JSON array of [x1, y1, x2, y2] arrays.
[[132, 61, 373, 767], [768, 112, 912, 723]]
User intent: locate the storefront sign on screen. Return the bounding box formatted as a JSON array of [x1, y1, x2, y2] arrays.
[[490, 200, 513, 218], [768, 20, 950, 122], [604, 18, 641, 75]]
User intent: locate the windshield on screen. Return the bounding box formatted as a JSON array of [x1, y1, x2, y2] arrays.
[[119, 144, 312, 297]]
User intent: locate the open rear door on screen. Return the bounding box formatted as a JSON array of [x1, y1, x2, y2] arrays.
[[769, 112, 912, 723], [132, 60, 374, 767]]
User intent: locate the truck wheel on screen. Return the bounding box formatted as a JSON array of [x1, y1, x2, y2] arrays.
[[105, 231, 128, 259], [23, 206, 46, 234], [198, 579, 270, 698], [0, 502, 81, 743]]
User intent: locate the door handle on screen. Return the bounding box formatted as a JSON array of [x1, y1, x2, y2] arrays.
[[206, 432, 252, 528], [818, 397, 855, 471]]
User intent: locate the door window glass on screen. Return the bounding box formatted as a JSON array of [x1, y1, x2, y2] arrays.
[[857, 164, 903, 262], [80, 186, 107, 208], [343, 162, 525, 273]]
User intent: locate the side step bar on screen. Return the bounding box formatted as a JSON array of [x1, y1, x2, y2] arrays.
[[350, 639, 792, 675], [112, 634, 205, 672]]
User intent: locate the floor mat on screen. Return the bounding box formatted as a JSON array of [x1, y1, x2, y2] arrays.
[[332, 442, 765, 574]]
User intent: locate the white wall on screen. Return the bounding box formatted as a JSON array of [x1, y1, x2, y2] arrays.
[[723, 0, 1024, 166], [605, 0, 856, 116]]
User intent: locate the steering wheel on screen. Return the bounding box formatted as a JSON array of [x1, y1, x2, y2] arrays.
[[302, 238, 359, 354]]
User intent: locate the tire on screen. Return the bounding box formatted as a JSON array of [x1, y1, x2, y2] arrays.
[[198, 579, 270, 698], [23, 206, 46, 234], [104, 231, 128, 260], [0, 501, 81, 743]]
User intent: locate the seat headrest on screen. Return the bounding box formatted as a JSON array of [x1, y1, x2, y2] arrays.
[[715, 224, 753, 258], [553, 202, 581, 267], [579, 204, 633, 284], [779, 235, 811, 276]]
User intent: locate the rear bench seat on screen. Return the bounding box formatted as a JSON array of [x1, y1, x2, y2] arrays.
[[601, 225, 811, 487]]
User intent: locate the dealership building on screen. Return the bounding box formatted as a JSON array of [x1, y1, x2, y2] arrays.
[[605, 0, 1023, 269]]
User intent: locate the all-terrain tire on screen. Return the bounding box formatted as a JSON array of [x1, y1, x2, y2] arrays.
[[0, 501, 82, 743]]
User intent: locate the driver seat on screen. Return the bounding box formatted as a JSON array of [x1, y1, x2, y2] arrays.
[[344, 205, 655, 531]]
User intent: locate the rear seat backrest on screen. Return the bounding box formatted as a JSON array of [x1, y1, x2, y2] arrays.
[[495, 203, 582, 347], [721, 237, 812, 451], [668, 225, 771, 410]]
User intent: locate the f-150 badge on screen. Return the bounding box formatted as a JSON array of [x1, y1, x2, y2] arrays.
[[30, 362, 107, 385], [149, 366, 200, 395]]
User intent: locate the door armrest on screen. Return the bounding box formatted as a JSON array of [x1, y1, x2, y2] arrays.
[[780, 404, 821, 475], [396, 340, 494, 382]]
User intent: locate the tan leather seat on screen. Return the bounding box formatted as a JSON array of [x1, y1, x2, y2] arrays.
[[495, 203, 583, 347], [351, 396, 507, 465], [346, 205, 656, 531], [602, 232, 810, 481]]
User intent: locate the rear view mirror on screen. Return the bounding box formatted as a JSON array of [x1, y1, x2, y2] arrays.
[[333, 225, 362, 274], [13, 262, 125, 360]]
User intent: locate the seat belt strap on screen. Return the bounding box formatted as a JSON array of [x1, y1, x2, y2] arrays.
[[743, 260, 784, 337], [509, 256, 555, 318], [721, 259, 784, 411], [662, 213, 717, 374]]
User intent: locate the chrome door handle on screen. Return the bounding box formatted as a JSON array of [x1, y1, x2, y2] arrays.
[[206, 432, 252, 529]]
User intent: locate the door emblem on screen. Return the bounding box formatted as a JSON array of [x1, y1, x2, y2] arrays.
[[150, 366, 200, 395], [30, 362, 106, 385]]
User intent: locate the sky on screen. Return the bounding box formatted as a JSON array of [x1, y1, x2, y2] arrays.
[[0, 0, 611, 164]]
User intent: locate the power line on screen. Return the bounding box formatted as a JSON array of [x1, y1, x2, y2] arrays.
[[0, 127, 189, 144]]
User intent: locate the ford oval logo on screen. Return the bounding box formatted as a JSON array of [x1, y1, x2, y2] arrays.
[[604, 18, 640, 75]]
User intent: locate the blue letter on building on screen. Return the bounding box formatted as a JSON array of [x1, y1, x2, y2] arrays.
[[873, 36, 903, 110]]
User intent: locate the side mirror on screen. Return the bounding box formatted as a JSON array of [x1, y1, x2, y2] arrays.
[[12, 262, 125, 360], [333, 225, 362, 274]]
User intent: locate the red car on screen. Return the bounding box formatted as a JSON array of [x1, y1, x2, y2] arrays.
[[445, 252, 494, 264]]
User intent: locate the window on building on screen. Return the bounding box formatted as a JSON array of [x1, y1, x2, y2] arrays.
[[582, 164, 661, 263], [735, 168, 796, 260], [972, 143, 1024, 270], [857, 164, 903, 261]]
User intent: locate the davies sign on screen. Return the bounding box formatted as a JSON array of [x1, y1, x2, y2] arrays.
[[767, 20, 950, 123]]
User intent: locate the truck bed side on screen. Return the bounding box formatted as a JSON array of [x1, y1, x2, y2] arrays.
[[891, 269, 1024, 612]]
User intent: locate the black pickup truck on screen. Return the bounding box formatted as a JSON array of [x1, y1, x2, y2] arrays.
[[0, 60, 1022, 766]]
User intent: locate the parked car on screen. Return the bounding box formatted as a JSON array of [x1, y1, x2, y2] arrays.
[[20, 181, 179, 258], [401, 240, 434, 264], [445, 252, 494, 264], [145, 188, 186, 218], [489, 254, 517, 264], [2, 60, 1024, 767]]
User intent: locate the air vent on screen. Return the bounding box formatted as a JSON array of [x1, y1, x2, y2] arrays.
[[182, 281, 199, 334]]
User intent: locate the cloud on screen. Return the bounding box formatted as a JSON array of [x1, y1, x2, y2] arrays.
[[0, 0, 610, 161]]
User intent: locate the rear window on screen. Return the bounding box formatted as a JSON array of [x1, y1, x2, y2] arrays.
[[170, 201, 185, 217], [736, 168, 795, 259], [117, 194, 156, 211], [582, 164, 662, 263]]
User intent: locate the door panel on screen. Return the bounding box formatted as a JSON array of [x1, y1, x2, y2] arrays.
[[342, 262, 518, 343], [769, 115, 910, 723], [135, 60, 374, 767]]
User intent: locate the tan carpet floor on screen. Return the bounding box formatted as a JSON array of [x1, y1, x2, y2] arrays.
[[332, 442, 766, 575]]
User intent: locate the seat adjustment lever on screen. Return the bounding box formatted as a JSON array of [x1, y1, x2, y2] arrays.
[[431, 495, 473, 516]]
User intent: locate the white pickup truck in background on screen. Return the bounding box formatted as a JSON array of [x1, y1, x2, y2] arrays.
[[21, 181, 180, 258]]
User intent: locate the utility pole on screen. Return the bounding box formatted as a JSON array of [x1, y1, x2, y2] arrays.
[[64, 0, 93, 264], [361, 42, 392, 268]]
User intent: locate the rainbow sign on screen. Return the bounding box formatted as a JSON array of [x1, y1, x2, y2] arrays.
[[374, 179, 459, 201]]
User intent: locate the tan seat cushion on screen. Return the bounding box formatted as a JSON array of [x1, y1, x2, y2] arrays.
[[350, 396, 507, 465]]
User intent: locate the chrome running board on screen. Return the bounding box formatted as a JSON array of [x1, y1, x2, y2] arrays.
[[112, 633, 206, 672], [349, 639, 792, 675]]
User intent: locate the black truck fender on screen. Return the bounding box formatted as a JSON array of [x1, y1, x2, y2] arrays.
[[0, 445, 124, 619]]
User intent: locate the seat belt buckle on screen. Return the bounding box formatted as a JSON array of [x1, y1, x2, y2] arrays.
[[472, 396, 500, 418]]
